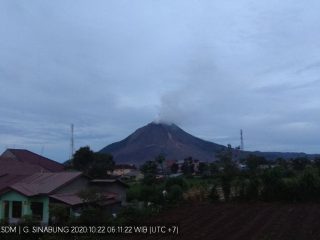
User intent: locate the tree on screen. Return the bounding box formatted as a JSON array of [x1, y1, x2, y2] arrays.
[[198, 162, 209, 176], [155, 154, 165, 175], [165, 177, 188, 190], [291, 157, 311, 171], [275, 157, 288, 168], [216, 144, 238, 201], [298, 166, 320, 201], [181, 157, 195, 176], [88, 153, 114, 179], [209, 162, 219, 175], [72, 146, 94, 171], [170, 163, 179, 174], [313, 157, 320, 169], [208, 185, 220, 202], [245, 155, 266, 174], [260, 167, 284, 201], [140, 161, 158, 185], [72, 146, 114, 178]]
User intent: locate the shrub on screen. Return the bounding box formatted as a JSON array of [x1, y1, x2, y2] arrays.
[[260, 167, 286, 201], [116, 205, 160, 224], [19, 214, 40, 225], [281, 178, 300, 202], [49, 204, 70, 225], [221, 176, 231, 201], [140, 185, 164, 204], [208, 185, 220, 202], [76, 207, 109, 225], [165, 177, 188, 190], [168, 185, 183, 204], [246, 177, 260, 200], [297, 166, 320, 201], [183, 186, 208, 202], [126, 184, 142, 202]]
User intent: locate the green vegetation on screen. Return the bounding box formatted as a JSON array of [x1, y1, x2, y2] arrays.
[[226, 156, 320, 202], [55, 146, 320, 238], [140, 160, 158, 184], [69, 146, 115, 178], [133, 151, 320, 206]]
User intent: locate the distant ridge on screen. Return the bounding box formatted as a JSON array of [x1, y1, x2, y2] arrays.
[[100, 122, 319, 165]]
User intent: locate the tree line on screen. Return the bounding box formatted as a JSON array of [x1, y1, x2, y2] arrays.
[[139, 147, 320, 203]]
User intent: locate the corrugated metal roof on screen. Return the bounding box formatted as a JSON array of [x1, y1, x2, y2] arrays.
[[49, 193, 84, 206], [90, 179, 117, 183], [90, 179, 129, 187], [0, 156, 50, 193], [0, 174, 30, 194], [2, 149, 64, 172], [96, 199, 121, 206], [9, 172, 82, 196], [0, 157, 46, 175], [50, 192, 119, 206]]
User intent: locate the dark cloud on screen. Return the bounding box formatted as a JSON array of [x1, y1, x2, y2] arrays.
[[1, 0, 320, 162]]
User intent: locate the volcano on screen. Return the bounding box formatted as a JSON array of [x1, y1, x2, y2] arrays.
[[100, 122, 319, 165], [99, 122, 226, 165]]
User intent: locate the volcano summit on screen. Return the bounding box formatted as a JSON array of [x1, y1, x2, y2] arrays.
[[99, 122, 226, 165]]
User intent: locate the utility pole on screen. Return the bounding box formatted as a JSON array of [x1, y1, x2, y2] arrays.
[[70, 124, 74, 160], [240, 129, 244, 151]]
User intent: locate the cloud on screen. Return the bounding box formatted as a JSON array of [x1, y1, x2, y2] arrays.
[[1, 0, 320, 161]]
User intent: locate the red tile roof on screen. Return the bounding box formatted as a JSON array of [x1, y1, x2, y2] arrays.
[[1, 149, 64, 172]]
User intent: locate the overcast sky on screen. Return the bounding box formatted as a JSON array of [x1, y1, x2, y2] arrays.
[[1, 0, 320, 162]]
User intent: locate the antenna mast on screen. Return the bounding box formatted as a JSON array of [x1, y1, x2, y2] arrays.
[[240, 129, 244, 151], [70, 124, 74, 160]]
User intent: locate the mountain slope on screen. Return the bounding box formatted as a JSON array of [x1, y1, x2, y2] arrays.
[[100, 122, 226, 165], [100, 122, 320, 165]]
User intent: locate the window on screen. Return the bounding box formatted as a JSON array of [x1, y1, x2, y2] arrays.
[[12, 201, 22, 218], [31, 202, 43, 220], [3, 201, 9, 218]]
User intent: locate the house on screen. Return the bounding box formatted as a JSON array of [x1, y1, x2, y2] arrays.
[[1, 149, 65, 172], [0, 149, 128, 224], [120, 169, 144, 181], [111, 164, 136, 176], [0, 149, 66, 214], [90, 179, 128, 205], [0, 172, 82, 224], [110, 164, 143, 181], [0, 150, 66, 208], [0, 172, 128, 224]]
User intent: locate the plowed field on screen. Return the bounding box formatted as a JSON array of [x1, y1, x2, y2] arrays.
[[140, 202, 320, 240]]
